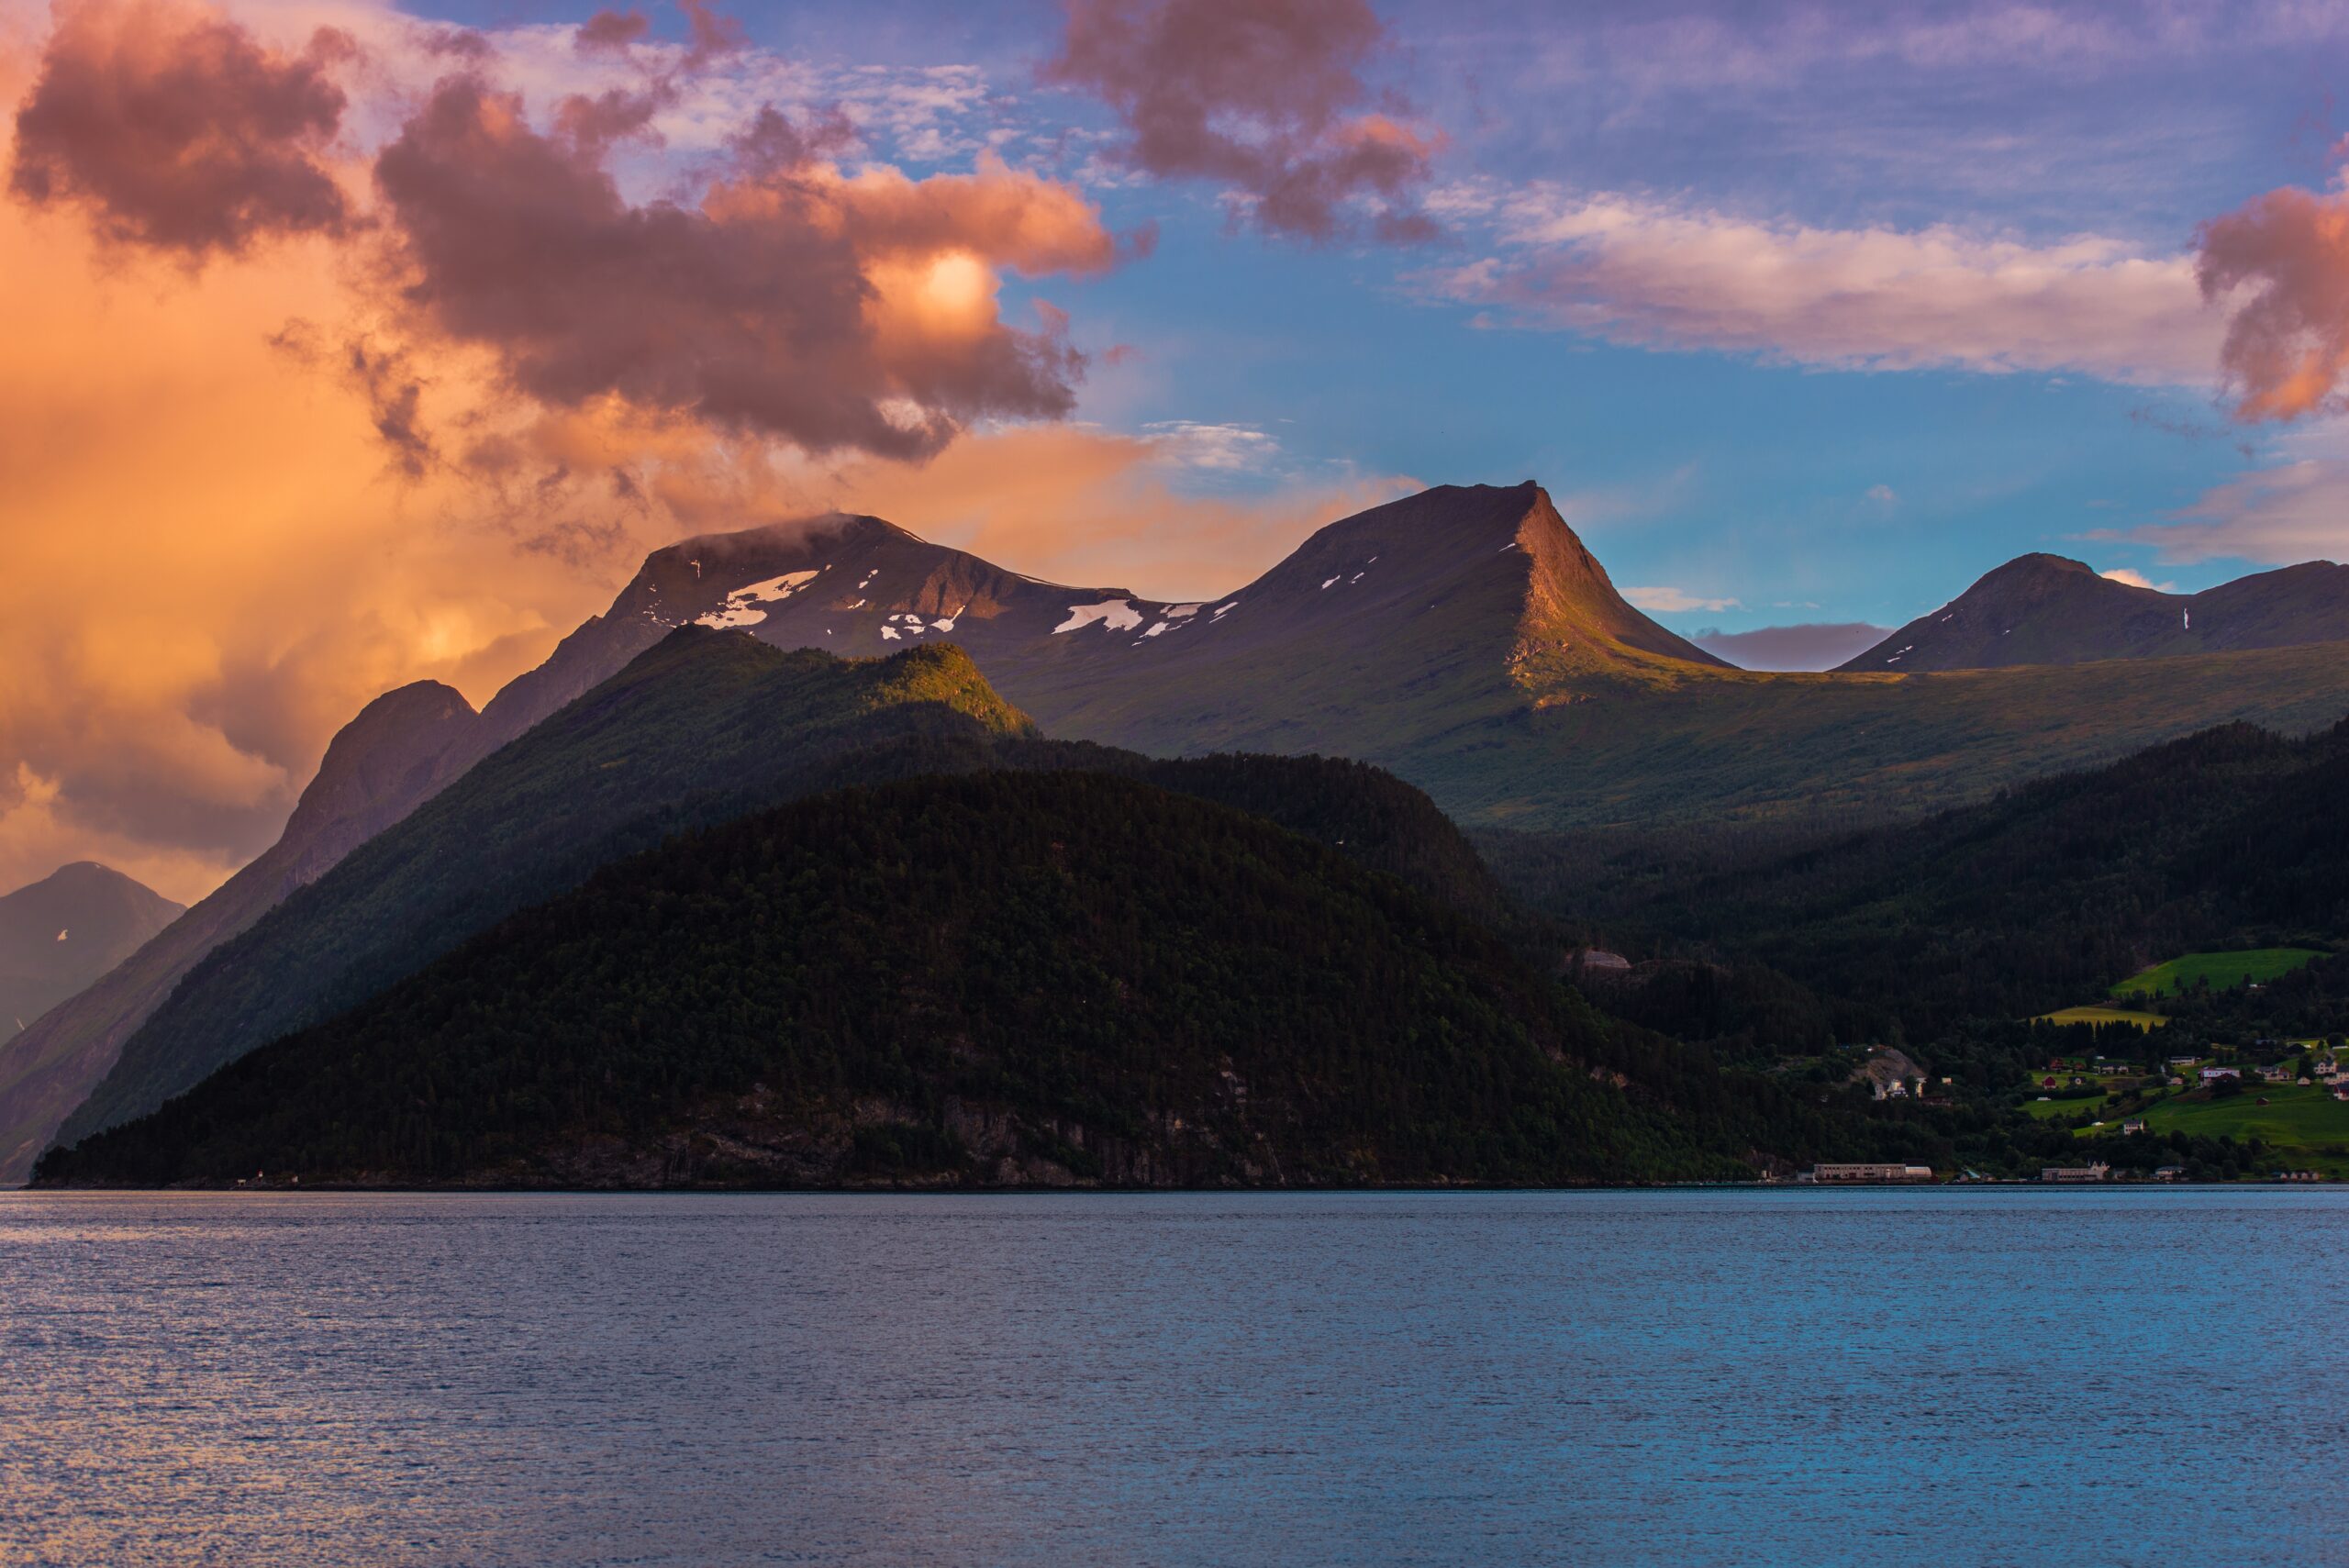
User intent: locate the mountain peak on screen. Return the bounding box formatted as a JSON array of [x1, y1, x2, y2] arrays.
[[1999, 552, 2101, 578], [1840, 548, 2349, 672], [1512, 484, 1731, 672], [278, 681, 486, 884]]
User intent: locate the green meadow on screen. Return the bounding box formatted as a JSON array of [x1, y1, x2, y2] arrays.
[[2110, 948, 2326, 999], [2077, 1084, 2349, 1174]]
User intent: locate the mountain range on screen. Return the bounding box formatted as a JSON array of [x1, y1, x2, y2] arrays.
[[417, 482, 2349, 832], [10, 478, 2349, 1183], [1840, 553, 2349, 673], [0, 863, 180, 1040]]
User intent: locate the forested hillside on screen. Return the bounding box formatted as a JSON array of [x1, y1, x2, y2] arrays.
[[1488, 717, 2349, 1042], [54, 630, 1520, 1151], [37, 774, 1745, 1189]]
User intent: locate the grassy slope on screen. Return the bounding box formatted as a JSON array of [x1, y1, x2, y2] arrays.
[[1475, 642, 2349, 828], [38, 773, 1741, 1190], [2111, 949, 2327, 998], [1039, 598, 2349, 836], [2135, 1085, 2349, 1169]]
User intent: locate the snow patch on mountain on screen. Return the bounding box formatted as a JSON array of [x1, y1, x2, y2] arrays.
[[1053, 599, 1144, 635], [697, 571, 820, 628]]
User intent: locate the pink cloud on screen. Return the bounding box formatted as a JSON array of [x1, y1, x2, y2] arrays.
[[1042, 0, 1437, 243], [573, 10, 651, 54], [8, 0, 357, 261], [1622, 584, 1739, 614], [2196, 184, 2349, 421]]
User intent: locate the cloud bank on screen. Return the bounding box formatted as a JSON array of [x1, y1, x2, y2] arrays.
[[1434, 190, 2220, 384]]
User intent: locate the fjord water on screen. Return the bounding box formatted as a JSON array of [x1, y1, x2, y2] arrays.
[[5, 1190, 2343, 1567]]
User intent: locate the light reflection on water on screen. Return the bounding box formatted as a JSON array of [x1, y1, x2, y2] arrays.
[[3, 1188, 2344, 1567]]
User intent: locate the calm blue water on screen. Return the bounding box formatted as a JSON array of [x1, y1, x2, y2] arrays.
[[3, 1188, 2344, 1567]]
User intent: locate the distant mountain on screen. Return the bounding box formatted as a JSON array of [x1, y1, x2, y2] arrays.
[[1692, 623, 1893, 672], [34, 771, 1752, 1190], [0, 864, 181, 1039], [529, 483, 2349, 830], [0, 682, 487, 1184], [1838, 554, 2349, 673], [465, 483, 1724, 729]]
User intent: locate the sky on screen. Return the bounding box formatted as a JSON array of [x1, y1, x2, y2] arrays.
[[5, 0, 2349, 902]]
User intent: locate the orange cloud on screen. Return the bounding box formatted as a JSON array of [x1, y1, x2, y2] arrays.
[[366, 73, 1116, 462], [2197, 184, 2349, 422], [0, 141, 621, 903], [8, 0, 1134, 473]]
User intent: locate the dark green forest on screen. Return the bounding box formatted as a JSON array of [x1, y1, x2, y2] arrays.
[[39, 773, 1753, 1188], [1485, 717, 2349, 1046]]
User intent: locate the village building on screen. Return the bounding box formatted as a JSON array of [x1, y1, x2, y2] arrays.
[[2200, 1066, 2242, 1083], [2040, 1163, 2110, 1183], [1804, 1163, 1934, 1184]]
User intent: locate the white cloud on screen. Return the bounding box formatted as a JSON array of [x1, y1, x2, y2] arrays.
[[1427, 190, 2220, 386], [1623, 584, 1741, 614], [1141, 421, 1283, 473], [2108, 428, 2349, 565], [2097, 567, 2176, 591], [235, 0, 1014, 172], [1865, 484, 1898, 504]]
